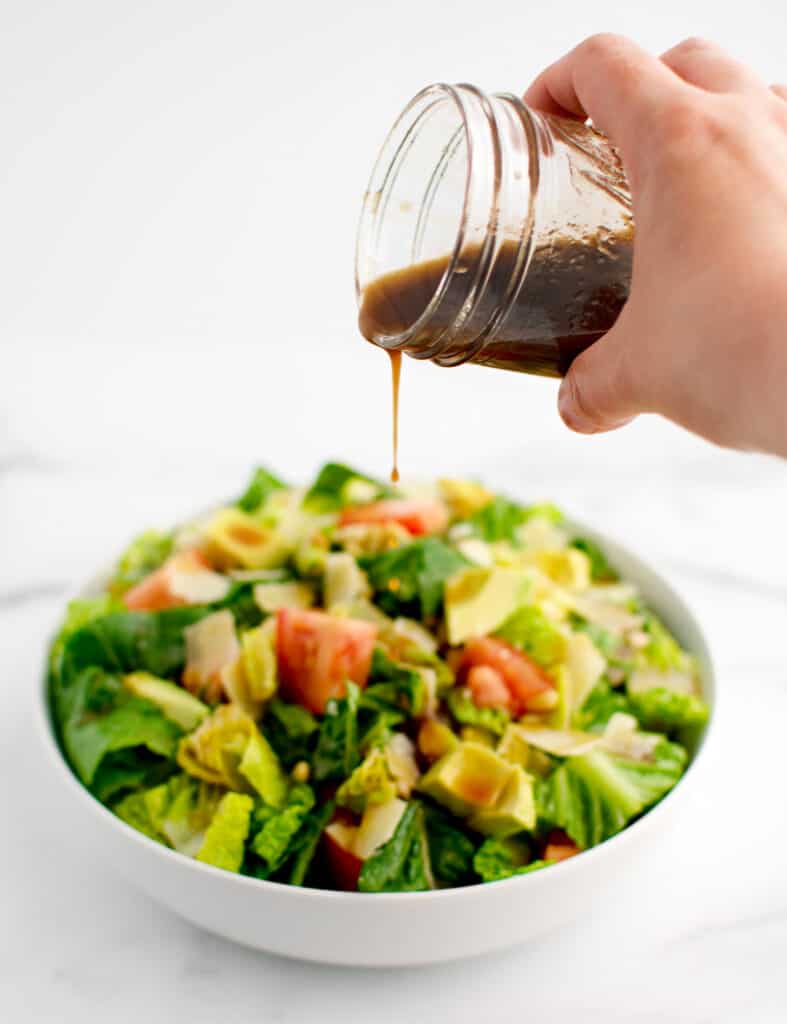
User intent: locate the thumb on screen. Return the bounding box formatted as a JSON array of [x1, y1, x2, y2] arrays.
[[557, 323, 641, 434]]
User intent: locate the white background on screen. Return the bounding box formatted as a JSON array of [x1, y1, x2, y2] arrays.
[[2, 1, 787, 1021]]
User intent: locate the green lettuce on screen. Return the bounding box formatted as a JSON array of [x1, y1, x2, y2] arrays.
[[210, 582, 265, 630], [58, 667, 181, 798], [424, 806, 477, 885], [359, 708, 405, 753], [473, 837, 534, 881], [235, 466, 286, 513], [251, 783, 316, 873], [303, 462, 391, 514], [360, 538, 467, 619], [466, 497, 562, 544], [446, 686, 509, 736], [639, 614, 687, 672], [361, 648, 427, 717], [312, 683, 361, 782], [263, 698, 319, 768], [196, 792, 254, 872], [49, 596, 122, 678], [573, 680, 633, 732], [496, 605, 566, 667], [288, 800, 335, 887], [569, 537, 618, 582], [357, 801, 434, 893], [628, 688, 709, 733], [115, 773, 222, 855], [336, 748, 396, 813], [57, 607, 210, 683], [108, 530, 174, 595], [536, 739, 688, 848]]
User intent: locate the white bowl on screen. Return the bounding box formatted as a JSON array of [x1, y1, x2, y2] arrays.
[[36, 524, 715, 966]]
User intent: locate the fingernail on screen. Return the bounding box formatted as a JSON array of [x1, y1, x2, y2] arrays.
[[558, 378, 597, 434]]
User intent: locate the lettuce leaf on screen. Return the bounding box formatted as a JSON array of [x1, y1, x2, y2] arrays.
[[496, 605, 566, 667], [569, 537, 618, 582], [360, 538, 467, 619], [446, 686, 509, 737], [57, 607, 210, 683], [58, 667, 181, 795], [113, 788, 167, 842], [312, 683, 361, 782], [472, 836, 547, 882], [196, 792, 253, 872], [573, 680, 633, 732], [263, 698, 319, 768], [639, 614, 688, 672], [108, 530, 174, 596], [235, 466, 286, 514], [336, 748, 396, 813], [303, 462, 391, 514], [250, 783, 316, 872], [361, 648, 426, 717], [536, 739, 688, 848], [424, 805, 477, 885], [210, 582, 265, 630], [628, 688, 709, 734], [288, 800, 335, 886], [357, 801, 434, 893]]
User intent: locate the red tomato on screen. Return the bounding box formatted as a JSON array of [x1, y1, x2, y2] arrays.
[[123, 550, 209, 612], [467, 664, 514, 712], [339, 499, 448, 536], [544, 830, 580, 863], [276, 608, 378, 714], [459, 636, 554, 715], [323, 820, 363, 891]]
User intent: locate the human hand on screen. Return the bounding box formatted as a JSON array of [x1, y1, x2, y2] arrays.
[[525, 36, 787, 456]]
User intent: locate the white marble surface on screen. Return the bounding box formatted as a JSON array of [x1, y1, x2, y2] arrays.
[[4, 1, 787, 1021]]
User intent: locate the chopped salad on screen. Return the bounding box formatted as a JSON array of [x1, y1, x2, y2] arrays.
[[48, 463, 709, 892]]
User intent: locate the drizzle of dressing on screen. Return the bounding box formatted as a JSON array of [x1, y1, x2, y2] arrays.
[[389, 350, 401, 483]]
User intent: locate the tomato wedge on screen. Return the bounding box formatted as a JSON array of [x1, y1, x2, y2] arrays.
[[276, 608, 378, 714], [544, 829, 580, 862], [123, 550, 210, 612], [459, 636, 554, 715], [466, 664, 514, 712], [339, 499, 448, 536]]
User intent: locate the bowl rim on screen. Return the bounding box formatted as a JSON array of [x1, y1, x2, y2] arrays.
[[36, 515, 716, 904]]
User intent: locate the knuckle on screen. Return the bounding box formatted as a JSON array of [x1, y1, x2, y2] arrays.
[[579, 32, 630, 65], [671, 35, 718, 59]]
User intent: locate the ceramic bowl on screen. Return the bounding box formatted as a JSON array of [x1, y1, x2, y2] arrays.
[[36, 523, 714, 966]]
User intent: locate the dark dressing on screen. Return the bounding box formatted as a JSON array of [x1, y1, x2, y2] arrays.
[[389, 350, 401, 484], [359, 231, 633, 378]]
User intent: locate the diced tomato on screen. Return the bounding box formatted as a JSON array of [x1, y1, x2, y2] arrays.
[[339, 499, 448, 536], [123, 550, 210, 612], [276, 608, 378, 714], [459, 636, 554, 715], [323, 819, 363, 891], [467, 664, 514, 712], [544, 830, 580, 863]]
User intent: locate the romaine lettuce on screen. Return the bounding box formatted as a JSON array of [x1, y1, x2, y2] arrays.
[[424, 805, 477, 885], [569, 537, 619, 582], [446, 686, 510, 736], [574, 680, 633, 731], [263, 698, 318, 768], [108, 530, 174, 596], [495, 604, 566, 667], [196, 792, 253, 872], [303, 462, 391, 514], [312, 683, 361, 782], [336, 748, 396, 813], [250, 783, 316, 872], [360, 538, 467, 619], [235, 466, 286, 514], [287, 800, 335, 886], [357, 801, 434, 893], [628, 688, 709, 733], [536, 739, 688, 848], [361, 648, 427, 717], [472, 836, 546, 882]]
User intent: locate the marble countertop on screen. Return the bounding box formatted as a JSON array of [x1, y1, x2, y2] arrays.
[[4, 1, 787, 1019]]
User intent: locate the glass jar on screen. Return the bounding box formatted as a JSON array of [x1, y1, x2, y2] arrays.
[[356, 83, 634, 377]]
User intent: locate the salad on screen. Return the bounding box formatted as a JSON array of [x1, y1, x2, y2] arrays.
[[48, 463, 709, 893]]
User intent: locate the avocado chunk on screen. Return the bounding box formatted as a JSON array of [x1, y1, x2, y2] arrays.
[[124, 672, 209, 731], [203, 508, 290, 570], [469, 766, 536, 837], [444, 567, 531, 645], [418, 741, 514, 817]]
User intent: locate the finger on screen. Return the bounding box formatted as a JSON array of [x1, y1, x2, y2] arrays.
[[523, 34, 684, 154], [557, 319, 642, 435], [661, 37, 767, 95], [771, 84, 787, 102]]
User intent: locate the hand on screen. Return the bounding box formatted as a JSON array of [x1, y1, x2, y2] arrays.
[[525, 36, 787, 457]]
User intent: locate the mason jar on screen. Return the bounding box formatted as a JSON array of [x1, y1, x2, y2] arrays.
[[356, 83, 634, 378]]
